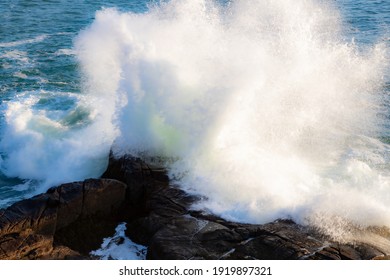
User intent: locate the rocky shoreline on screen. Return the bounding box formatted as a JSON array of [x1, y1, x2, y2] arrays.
[[0, 155, 389, 260]]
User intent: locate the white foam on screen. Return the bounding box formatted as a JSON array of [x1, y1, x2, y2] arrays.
[[90, 223, 147, 260], [0, 35, 48, 48], [13, 72, 28, 79], [54, 49, 76, 56], [0, 90, 117, 193], [0, 50, 29, 63]]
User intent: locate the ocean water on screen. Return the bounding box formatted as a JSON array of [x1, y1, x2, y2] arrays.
[[1, 0, 390, 243]]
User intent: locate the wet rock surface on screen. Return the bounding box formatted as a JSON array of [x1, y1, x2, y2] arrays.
[[1, 155, 390, 259]]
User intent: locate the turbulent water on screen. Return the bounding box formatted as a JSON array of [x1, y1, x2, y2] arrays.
[[1, 0, 390, 242]]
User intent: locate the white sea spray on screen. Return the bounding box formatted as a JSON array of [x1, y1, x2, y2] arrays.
[[1, 0, 389, 241]]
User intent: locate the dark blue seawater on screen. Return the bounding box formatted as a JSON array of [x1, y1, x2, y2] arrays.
[[337, 0, 390, 45], [0, 0, 148, 95], [0, 0, 389, 209]]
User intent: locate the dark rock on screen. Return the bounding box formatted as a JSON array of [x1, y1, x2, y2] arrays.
[[42, 245, 86, 260], [355, 244, 386, 260], [2, 154, 390, 260], [338, 244, 362, 260], [82, 178, 126, 218], [0, 178, 126, 259], [102, 155, 390, 260], [56, 182, 83, 229], [54, 178, 127, 255], [309, 246, 342, 260]]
